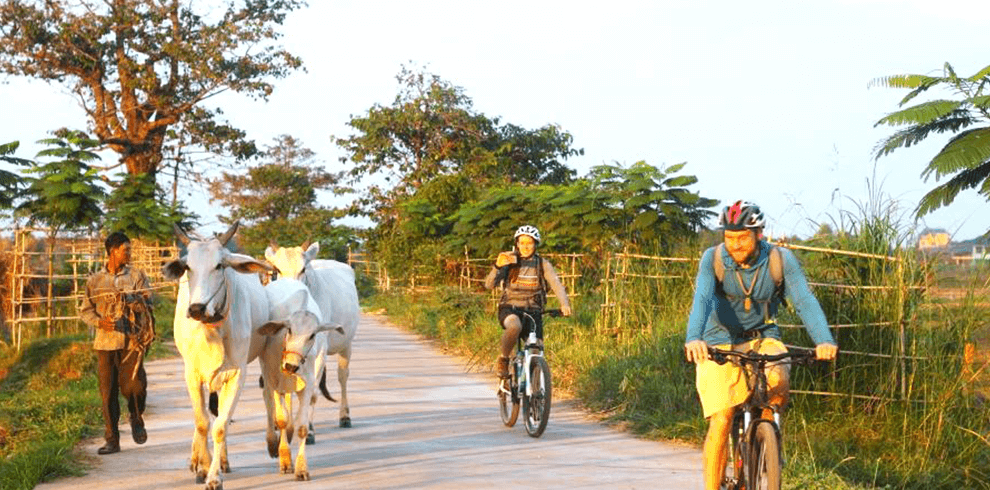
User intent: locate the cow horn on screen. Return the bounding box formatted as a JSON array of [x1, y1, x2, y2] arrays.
[[173, 223, 191, 246], [269, 239, 279, 250], [218, 221, 239, 246], [301, 239, 311, 250]]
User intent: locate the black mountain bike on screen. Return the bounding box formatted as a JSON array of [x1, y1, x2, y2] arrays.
[[707, 346, 817, 490], [497, 309, 561, 438]]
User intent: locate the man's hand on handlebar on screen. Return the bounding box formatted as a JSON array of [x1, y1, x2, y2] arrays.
[[816, 343, 838, 361], [684, 339, 708, 364], [561, 305, 571, 317]]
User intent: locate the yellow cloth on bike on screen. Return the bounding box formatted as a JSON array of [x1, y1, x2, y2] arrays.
[[695, 337, 790, 418]]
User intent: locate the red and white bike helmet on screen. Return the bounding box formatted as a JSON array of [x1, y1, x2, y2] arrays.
[[719, 201, 766, 231]]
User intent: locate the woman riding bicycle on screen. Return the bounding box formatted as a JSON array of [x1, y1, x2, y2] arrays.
[[484, 225, 572, 380], [683, 200, 838, 490]]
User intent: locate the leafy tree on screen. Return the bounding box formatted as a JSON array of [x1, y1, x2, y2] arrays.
[[449, 161, 717, 257], [208, 135, 356, 259], [0, 0, 304, 187], [872, 62, 990, 218], [334, 65, 581, 219], [15, 129, 106, 233], [0, 141, 30, 212], [102, 172, 197, 242]]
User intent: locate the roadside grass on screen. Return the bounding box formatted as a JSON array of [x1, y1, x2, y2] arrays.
[[0, 294, 178, 489], [365, 280, 988, 490], [0, 337, 101, 490]]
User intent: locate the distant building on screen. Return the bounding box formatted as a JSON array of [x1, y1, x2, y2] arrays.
[[949, 236, 990, 266], [917, 228, 951, 250]]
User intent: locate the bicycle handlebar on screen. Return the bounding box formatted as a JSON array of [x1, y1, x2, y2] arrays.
[[707, 347, 817, 366]]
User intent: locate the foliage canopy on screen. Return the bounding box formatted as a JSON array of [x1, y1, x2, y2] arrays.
[[872, 62, 990, 221], [334, 65, 581, 220], [208, 135, 356, 259], [449, 161, 718, 257], [0, 0, 304, 184], [14, 129, 105, 234]]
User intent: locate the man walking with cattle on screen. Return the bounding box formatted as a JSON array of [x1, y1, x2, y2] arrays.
[[79, 231, 156, 455]]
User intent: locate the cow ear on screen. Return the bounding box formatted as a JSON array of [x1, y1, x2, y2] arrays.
[[225, 253, 274, 274], [264, 244, 277, 263], [162, 258, 188, 280], [317, 323, 346, 335], [259, 321, 287, 336], [304, 241, 320, 261]]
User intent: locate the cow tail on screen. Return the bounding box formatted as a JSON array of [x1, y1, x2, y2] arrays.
[[209, 392, 219, 417], [319, 368, 337, 403]]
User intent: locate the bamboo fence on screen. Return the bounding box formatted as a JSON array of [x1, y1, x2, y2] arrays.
[[359, 237, 954, 403]]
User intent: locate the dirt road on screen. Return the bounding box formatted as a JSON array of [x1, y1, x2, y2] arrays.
[[38, 314, 702, 489]]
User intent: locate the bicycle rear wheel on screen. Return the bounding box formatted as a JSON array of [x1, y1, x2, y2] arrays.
[[498, 374, 519, 427], [522, 356, 552, 438], [748, 422, 781, 490]]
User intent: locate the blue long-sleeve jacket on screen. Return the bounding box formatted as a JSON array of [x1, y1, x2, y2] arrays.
[[685, 240, 836, 347]]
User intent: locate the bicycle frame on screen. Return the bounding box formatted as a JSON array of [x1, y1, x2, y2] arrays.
[[498, 309, 560, 437]]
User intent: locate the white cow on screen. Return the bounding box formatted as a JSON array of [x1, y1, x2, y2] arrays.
[[259, 278, 343, 480], [162, 222, 273, 490], [265, 241, 360, 428]]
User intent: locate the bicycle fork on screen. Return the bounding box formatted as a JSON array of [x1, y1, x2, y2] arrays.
[[521, 331, 542, 398]]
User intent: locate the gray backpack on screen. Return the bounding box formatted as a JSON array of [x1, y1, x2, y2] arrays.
[[713, 243, 786, 315]]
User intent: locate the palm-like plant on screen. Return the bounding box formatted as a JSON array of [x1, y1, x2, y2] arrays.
[[872, 62, 990, 218]]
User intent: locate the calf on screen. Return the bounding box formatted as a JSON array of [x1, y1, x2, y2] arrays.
[[259, 278, 343, 481]]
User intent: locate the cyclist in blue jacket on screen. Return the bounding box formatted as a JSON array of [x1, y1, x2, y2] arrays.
[[684, 200, 838, 490]]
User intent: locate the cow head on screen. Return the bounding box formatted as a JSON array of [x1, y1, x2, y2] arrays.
[[259, 288, 343, 374], [265, 240, 319, 280], [163, 222, 273, 323]]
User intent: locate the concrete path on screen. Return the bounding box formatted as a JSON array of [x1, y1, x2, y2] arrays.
[[38, 314, 703, 489]]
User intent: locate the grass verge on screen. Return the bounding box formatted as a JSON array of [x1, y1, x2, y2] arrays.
[[365, 286, 988, 490]]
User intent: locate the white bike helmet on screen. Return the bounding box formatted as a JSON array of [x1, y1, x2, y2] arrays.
[[514, 225, 542, 245]]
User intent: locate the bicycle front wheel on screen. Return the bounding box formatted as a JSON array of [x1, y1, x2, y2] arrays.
[[748, 422, 781, 490], [522, 356, 552, 438], [498, 376, 520, 427]]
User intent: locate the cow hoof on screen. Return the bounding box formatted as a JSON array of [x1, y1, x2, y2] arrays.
[[280, 463, 292, 475], [267, 441, 278, 458], [195, 471, 207, 484], [306, 432, 315, 445], [339, 417, 352, 428], [206, 479, 223, 490], [296, 471, 311, 481]]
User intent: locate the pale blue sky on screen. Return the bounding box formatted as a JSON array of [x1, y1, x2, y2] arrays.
[[2, 0, 988, 240]]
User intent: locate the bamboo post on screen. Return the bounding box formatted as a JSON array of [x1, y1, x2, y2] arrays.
[[896, 258, 907, 401], [15, 229, 25, 351], [45, 233, 54, 338]]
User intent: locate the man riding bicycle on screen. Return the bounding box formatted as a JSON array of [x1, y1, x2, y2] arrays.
[[683, 200, 838, 490], [484, 225, 572, 380]]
